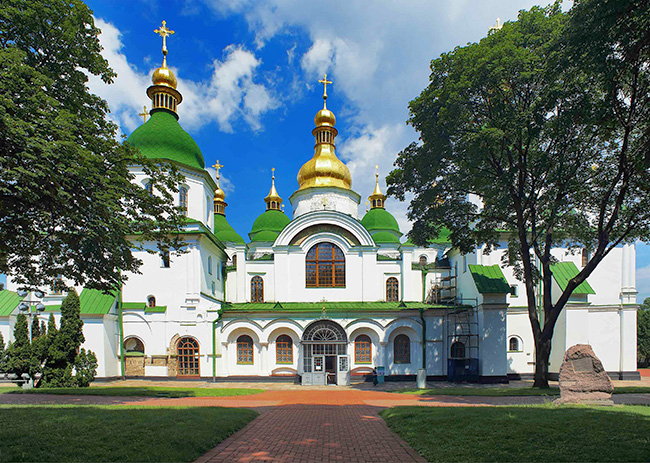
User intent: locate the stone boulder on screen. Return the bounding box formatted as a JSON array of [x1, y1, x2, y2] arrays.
[[556, 344, 614, 404]]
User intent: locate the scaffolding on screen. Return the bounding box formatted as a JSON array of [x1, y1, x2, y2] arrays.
[[427, 263, 480, 382]]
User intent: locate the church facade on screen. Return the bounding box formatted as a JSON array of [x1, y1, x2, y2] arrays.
[[0, 25, 640, 383]]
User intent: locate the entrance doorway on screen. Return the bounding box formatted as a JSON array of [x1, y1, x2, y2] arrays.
[[325, 355, 337, 384], [177, 337, 200, 377], [301, 320, 349, 386]]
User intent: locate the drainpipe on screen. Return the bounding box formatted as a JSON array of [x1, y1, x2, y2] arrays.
[[118, 286, 125, 380], [419, 307, 426, 368]]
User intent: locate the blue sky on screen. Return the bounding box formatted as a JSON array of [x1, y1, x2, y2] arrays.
[[81, 0, 650, 302]]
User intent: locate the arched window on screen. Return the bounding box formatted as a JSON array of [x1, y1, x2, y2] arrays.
[[306, 243, 345, 287], [355, 335, 372, 363], [419, 255, 428, 266], [394, 334, 410, 364], [144, 181, 153, 195], [177, 337, 199, 377], [251, 276, 264, 303], [509, 337, 522, 352], [276, 335, 293, 364], [237, 335, 254, 364], [450, 341, 466, 359], [208, 256, 212, 275], [124, 337, 145, 354], [386, 277, 399, 302], [147, 295, 156, 308], [179, 187, 188, 216], [582, 248, 589, 267]]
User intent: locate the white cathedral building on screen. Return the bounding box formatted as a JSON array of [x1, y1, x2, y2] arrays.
[[0, 27, 640, 384]]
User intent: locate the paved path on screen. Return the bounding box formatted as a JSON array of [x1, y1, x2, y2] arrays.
[[195, 405, 425, 463], [2, 390, 649, 463]]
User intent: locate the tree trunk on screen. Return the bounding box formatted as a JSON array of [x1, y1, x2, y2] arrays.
[[533, 336, 552, 388]]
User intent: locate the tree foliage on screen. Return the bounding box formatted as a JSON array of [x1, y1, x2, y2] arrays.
[[0, 0, 187, 293], [638, 298, 650, 367], [74, 348, 98, 387], [0, 332, 6, 373], [388, 1, 650, 386], [5, 313, 40, 379]]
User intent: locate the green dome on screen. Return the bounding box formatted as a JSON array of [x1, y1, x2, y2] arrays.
[[249, 210, 291, 242], [361, 208, 401, 233], [372, 231, 401, 244], [214, 214, 245, 244], [126, 110, 205, 171]]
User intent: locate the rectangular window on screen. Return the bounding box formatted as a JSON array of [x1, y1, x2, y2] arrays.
[[510, 285, 518, 297]]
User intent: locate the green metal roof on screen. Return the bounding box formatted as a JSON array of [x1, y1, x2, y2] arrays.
[[468, 264, 511, 294], [361, 208, 401, 234], [78, 289, 117, 314], [0, 290, 23, 317], [145, 305, 167, 314], [371, 231, 401, 244], [43, 289, 117, 315], [126, 110, 205, 171], [223, 301, 456, 313], [122, 302, 146, 310], [550, 262, 596, 295], [214, 214, 245, 244], [249, 209, 291, 242], [430, 228, 451, 245]]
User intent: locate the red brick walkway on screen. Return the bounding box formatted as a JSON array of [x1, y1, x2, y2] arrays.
[[195, 404, 426, 463]]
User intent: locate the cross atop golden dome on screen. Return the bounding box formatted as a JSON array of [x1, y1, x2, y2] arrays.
[[297, 75, 351, 190], [369, 165, 386, 209], [212, 160, 228, 215], [151, 20, 178, 89], [147, 21, 183, 117], [264, 167, 283, 211]]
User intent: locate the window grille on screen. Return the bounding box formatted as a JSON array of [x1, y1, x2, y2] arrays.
[[386, 277, 399, 302], [251, 276, 264, 303], [237, 335, 254, 364], [276, 335, 293, 363], [394, 334, 410, 363], [355, 335, 372, 363], [306, 243, 345, 287]]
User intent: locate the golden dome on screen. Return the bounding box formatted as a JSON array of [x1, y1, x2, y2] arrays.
[[214, 185, 226, 201], [297, 74, 351, 191], [264, 168, 283, 210], [314, 108, 336, 127], [152, 64, 177, 89], [368, 166, 386, 209]]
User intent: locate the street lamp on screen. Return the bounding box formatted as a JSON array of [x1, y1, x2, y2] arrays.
[[17, 290, 46, 343], [16, 290, 46, 389]]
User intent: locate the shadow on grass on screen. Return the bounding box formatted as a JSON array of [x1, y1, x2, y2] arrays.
[[381, 404, 650, 462], [2, 386, 264, 398], [0, 405, 258, 462]]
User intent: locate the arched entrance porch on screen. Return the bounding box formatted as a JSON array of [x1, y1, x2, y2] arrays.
[[301, 320, 350, 386]]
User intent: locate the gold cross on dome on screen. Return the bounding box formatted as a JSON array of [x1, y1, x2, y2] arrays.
[[375, 164, 379, 180], [138, 105, 148, 123], [318, 74, 332, 104], [212, 160, 223, 179], [154, 20, 175, 56], [271, 167, 276, 180]]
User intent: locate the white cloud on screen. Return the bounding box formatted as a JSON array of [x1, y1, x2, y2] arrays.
[[200, 0, 556, 232], [88, 19, 277, 134]]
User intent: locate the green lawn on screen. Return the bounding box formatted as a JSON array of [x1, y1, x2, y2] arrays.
[[381, 405, 650, 462], [0, 386, 263, 397], [395, 387, 561, 396], [0, 405, 257, 462], [394, 385, 650, 396]]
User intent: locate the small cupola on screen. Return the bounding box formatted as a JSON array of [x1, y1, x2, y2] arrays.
[[369, 165, 386, 209], [264, 168, 284, 212], [146, 20, 182, 118], [212, 160, 228, 216]]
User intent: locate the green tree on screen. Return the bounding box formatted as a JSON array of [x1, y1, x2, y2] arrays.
[[388, 3, 650, 387], [638, 298, 650, 367], [0, 0, 186, 293], [74, 348, 98, 387], [0, 332, 6, 373], [5, 313, 39, 380], [30, 316, 41, 339], [42, 290, 84, 387]]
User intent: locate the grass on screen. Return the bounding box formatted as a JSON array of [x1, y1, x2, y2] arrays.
[[0, 386, 264, 397], [394, 385, 650, 396], [394, 386, 561, 396], [0, 405, 258, 462], [381, 404, 650, 462]]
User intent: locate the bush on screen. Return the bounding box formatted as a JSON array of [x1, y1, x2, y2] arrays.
[[74, 348, 97, 387]]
